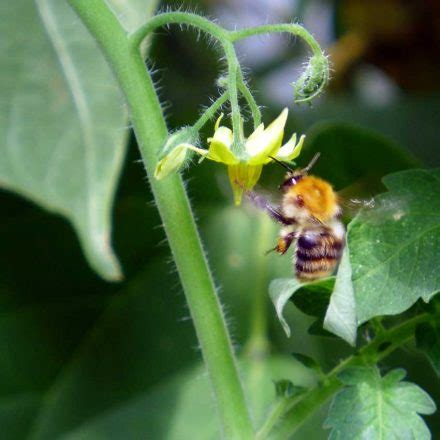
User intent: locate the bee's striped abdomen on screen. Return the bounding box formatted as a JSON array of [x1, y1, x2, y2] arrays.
[[295, 227, 344, 281]]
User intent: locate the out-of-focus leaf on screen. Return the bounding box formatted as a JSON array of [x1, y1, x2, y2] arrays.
[[60, 355, 316, 439], [22, 260, 196, 440], [325, 367, 436, 439], [203, 208, 292, 341], [0, 0, 155, 280], [349, 169, 440, 323], [416, 322, 440, 378], [0, 394, 40, 440], [301, 123, 419, 192], [323, 247, 357, 346], [292, 96, 439, 166]]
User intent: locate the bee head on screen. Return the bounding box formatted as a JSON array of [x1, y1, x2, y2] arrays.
[[279, 172, 303, 191], [270, 153, 321, 192]]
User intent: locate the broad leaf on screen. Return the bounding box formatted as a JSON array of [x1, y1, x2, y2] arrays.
[[325, 367, 436, 440], [416, 322, 440, 378], [0, 0, 155, 280], [323, 247, 357, 346], [349, 169, 440, 323]]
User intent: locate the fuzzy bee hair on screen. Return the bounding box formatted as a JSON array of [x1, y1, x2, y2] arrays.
[[245, 154, 345, 281]]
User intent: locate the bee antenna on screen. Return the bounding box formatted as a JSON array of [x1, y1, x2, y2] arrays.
[[269, 156, 294, 172], [302, 152, 321, 173]]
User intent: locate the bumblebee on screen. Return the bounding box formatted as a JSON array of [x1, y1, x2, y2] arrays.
[[245, 153, 345, 281]]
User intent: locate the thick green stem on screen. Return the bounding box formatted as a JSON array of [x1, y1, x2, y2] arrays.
[[68, 1, 254, 438], [266, 312, 433, 439]]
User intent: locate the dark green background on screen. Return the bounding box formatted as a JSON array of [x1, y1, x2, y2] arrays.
[[1, 0, 439, 438]]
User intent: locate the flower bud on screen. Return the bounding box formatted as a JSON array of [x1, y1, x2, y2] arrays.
[[154, 128, 199, 180], [292, 55, 329, 103]]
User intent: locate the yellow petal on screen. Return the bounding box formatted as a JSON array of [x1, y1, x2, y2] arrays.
[[154, 143, 207, 180], [245, 108, 288, 164], [273, 134, 305, 162], [207, 126, 239, 165], [227, 163, 262, 205], [245, 123, 265, 144]]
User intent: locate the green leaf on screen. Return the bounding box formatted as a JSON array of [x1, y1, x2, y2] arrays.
[[0, 394, 40, 440], [416, 322, 440, 378], [301, 123, 419, 192], [323, 247, 357, 346], [0, 0, 155, 280], [269, 278, 334, 337], [325, 367, 437, 440], [349, 169, 440, 323], [269, 278, 302, 337]]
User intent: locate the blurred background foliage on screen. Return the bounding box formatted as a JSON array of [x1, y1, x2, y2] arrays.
[[1, 0, 439, 438]]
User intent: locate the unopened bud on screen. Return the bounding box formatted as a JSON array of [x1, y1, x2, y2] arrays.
[[292, 55, 329, 104], [154, 128, 199, 180]]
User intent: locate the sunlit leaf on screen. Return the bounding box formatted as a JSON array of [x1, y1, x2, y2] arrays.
[[269, 278, 333, 337], [325, 367, 436, 440], [323, 247, 357, 346], [349, 169, 440, 323], [0, 0, 156, 280]]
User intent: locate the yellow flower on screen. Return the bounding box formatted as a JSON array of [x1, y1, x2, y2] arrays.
[[154, 108, 305, 204]]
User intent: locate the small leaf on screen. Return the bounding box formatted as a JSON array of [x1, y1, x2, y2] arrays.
[[326, 367, 437, 440], [323, 247, 357, 346], [274, 380, 307, 399], [416, 322, 440, 377], [269, 278, 334, 337], [269, 278, 303, 337], [349, 169, 440, 323]]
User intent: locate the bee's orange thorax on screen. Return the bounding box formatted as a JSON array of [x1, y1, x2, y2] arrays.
[[288, 175, 338, 222]]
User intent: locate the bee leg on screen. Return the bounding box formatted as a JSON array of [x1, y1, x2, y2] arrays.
[[265, 231, 296, 255], [244, 190, 294, 225], [275, 231, 296, 255]]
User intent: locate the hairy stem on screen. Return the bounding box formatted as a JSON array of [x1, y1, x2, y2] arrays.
[[68, 1, 254, 438], [129, 11, 246, 157], [237, 70, 262, 129], [230, 23, 323, 55], [265, 312, 433, 439], [192, 91, 229, 132]]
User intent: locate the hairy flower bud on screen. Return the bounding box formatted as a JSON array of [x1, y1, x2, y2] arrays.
[[154, 127, 199, 180], [292, 55, 329, 104]]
